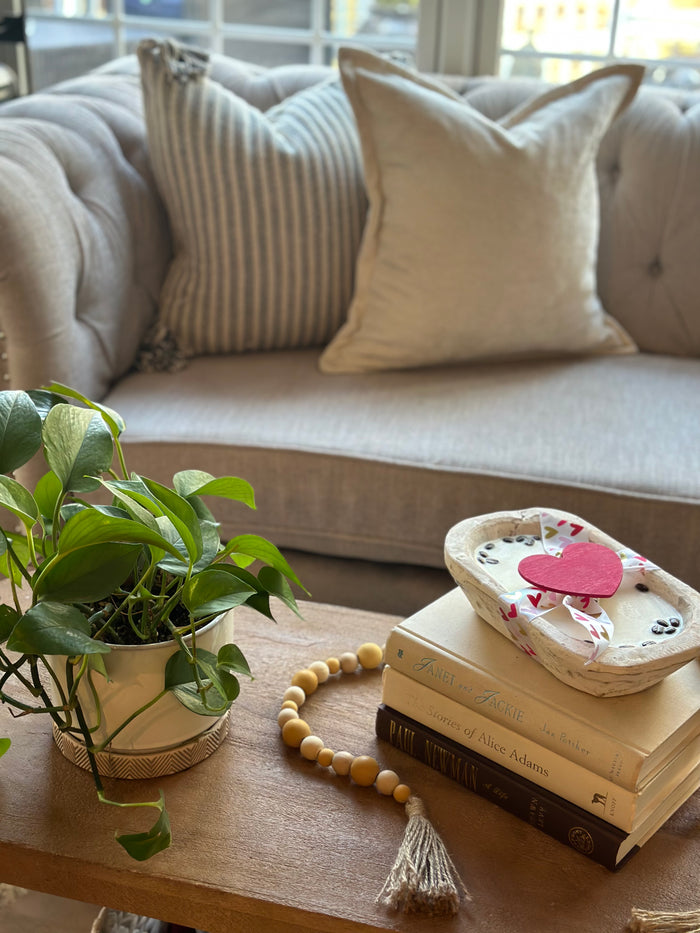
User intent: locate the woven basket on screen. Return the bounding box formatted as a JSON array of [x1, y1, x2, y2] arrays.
[[90, 908, 167, 933]]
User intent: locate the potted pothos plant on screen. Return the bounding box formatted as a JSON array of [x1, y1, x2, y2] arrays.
[[0, 383, 304, 860]]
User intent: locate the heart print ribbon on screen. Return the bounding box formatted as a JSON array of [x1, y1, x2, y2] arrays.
[[497, 512, 657, 663]]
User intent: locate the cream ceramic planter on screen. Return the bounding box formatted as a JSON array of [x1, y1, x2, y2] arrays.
[[444, 508, 700, 697], [50, 609, 235, 778]]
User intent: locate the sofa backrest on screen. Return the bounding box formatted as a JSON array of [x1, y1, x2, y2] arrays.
[[100, 53, 700, 359], [0, 54, 698, 400]]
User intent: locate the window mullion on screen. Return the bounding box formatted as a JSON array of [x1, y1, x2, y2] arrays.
[[210, 0, 223, 54], [309, 0, 324, 65], [417, 0, 504, 75], [607, 0, 622, 60]]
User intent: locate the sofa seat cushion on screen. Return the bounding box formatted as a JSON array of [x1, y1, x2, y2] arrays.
[[105, 350, 700, 591]]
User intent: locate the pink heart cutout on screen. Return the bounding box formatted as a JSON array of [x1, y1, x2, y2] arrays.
[[518, 542, 623, 599]]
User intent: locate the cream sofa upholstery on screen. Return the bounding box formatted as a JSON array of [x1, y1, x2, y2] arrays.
[[0, 53, 699, 614]]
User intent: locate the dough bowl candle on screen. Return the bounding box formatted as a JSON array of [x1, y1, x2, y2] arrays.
[[444, 507, 700, 697]]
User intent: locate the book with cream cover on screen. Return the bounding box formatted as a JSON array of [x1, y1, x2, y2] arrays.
[[384, 588, 700, 791], [381, 665, 700, 831]]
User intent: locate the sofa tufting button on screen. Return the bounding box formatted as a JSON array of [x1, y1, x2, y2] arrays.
[[609, 162, 621, 181], [648, 258, 663, 277]]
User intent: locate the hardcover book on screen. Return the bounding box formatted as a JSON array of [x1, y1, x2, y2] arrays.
[[376, 703, 700, 871], [384, 588, 700, 790], [381, 665, 700, 831]]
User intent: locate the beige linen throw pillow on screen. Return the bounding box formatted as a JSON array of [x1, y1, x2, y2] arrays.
[[320, 48, 643, 374]]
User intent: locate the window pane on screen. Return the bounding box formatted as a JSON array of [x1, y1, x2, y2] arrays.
[[26, 19, 115, 89], [223, 0, 312, 28], [500, 1, 614, 62], [222, 38, 310, 66], [615, 0, 700, 87], [125, 0, 208, 19], [322, 42, 414, 66], [500, 1, 700, 85], [327, 0, 418, 44], [500, 52, 605, 81], [26, 0, 111, 13], [124, 27, 212, 53]]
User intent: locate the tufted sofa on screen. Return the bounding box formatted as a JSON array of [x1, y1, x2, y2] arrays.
[[0, 49, 699, 616]]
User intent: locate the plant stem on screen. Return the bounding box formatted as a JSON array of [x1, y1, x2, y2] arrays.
[[25, 528, 39, 576], [6, 540, 32, 588], [29, 657, 68, 728], [0, 650, 37, 693], [90, 689, 168, 752], [66, 654, 89, 707], [50, 490, 67, 553], [113, 435, 129, 482], [92, 562, 159, 641]]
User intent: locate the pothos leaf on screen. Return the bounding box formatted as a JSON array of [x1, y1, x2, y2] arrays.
[[217, 643, 252, 679], [41, 383, 126, 439], [114, 793, 172, 862], [42, 405, 114, 494], [164, 646, 237, 715], [169, 681, 235, 716], [0, 738, 10, 758], [0, 604, 20, 643], [6, 602, 110, 656], [0, 390, 42, 475], [221, 534, 306, 591]]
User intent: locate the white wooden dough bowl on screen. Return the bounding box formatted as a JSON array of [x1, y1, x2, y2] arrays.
[[444, 507, 700, 697]]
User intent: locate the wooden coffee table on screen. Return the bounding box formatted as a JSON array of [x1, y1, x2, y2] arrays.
[[1, 601, 698, 933]]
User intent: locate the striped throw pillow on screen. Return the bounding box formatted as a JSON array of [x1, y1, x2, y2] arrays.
[[137, 39, 367, 359]]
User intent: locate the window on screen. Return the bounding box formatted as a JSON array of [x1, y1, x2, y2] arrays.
[[4, 0, 700, 93], [500, 0, 700, 88], [18, 0, 421, 91]]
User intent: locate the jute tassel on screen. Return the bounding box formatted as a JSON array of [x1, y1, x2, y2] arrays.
[[0, 884, 27, 907], [377, 796, 470, 917], [627, 908, 700, 932]]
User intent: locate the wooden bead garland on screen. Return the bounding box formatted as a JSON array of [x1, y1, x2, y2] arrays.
[[278, 642, 469, 918], [280, 643, 412, 802]]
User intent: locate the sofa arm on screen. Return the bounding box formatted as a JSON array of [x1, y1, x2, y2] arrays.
[[0, 73, 171, 400]]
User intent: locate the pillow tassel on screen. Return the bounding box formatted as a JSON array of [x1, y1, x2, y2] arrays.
[[377, 796, 470, 917], [152, 37, 209, 83], [627, 908, 700, 932]]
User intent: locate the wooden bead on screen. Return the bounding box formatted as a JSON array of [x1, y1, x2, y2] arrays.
[[308, 660, 330, 683], [393, 784, 412, 804], [283, 685, 306, 707], [326, 657, 340, 675], [277, 708, 299, 728], [291, 668, 319, 695], [299, 735, 324, 761], [280, 700, 298, 711], [357, 643, 383, 670], [281, 718, 311, 748], [350, 755, 380, 787], [339, 651, 359, 674], [375, 770, 400, 796], [331, 751, 354, 776], [317, 747, 334, 767]]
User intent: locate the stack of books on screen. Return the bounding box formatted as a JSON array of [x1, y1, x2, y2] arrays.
[[377, 587, 700, 869]]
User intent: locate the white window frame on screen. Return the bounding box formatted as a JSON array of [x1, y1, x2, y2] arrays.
[[7, 0, 700, 94], [416, 0, 504, 74]]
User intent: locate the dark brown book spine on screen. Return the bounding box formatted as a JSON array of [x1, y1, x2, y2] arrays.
[[376, 703, 638, 871]]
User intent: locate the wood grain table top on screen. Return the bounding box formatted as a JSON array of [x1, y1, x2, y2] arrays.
[[1, 600, 698, 933]]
